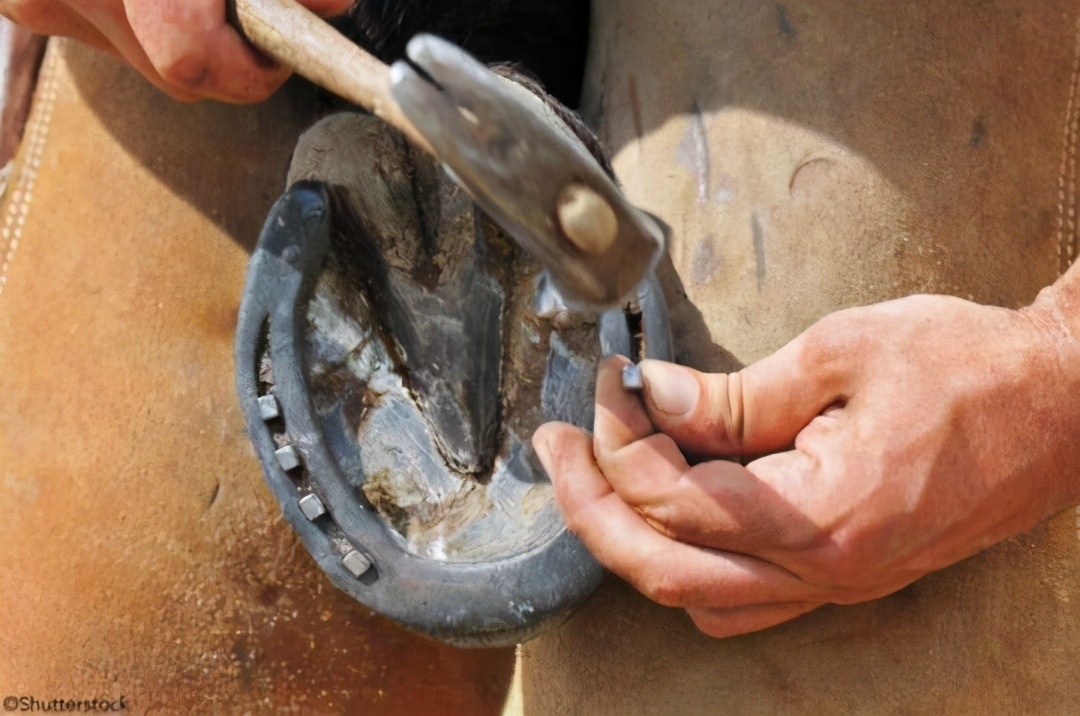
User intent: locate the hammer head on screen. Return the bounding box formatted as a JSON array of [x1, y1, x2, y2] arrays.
[[390, 34, 664, 309]]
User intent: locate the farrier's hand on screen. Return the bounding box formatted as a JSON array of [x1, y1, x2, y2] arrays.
[[534, 293, 1080, 638], [0, 0, 353, 102]]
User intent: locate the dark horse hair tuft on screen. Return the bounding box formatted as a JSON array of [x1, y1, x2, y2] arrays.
[[335, 0, 592, 108]]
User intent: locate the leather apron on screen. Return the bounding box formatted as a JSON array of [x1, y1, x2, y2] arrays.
[[520, 1, 1080, 713]]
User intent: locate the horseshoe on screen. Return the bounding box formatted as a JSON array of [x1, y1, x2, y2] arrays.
[[234, 46, 671, 646]]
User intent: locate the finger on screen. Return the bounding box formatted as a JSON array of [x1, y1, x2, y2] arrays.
[[123, 0, 290, 103], [579, 492, 816, 609], [533, 421, 612, 514], [535, 423, 818, 609], [593, 354, 656, 458], [601, 437, 825, 556], [638, 327, 848, 456], [686, 601, 822, 639], [0, 1, 115, 53], [298, 0, 355, 16], [66, 3, 199, 101], [592, 354, 828, 557], [595, 432, 688, 509]]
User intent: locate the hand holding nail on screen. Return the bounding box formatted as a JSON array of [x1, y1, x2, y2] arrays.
[[533, 295, 1080, 638]]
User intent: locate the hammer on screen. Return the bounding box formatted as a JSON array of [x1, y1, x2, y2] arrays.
[[231, 0, 664, 309]]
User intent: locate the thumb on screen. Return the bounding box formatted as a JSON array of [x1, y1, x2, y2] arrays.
[[639, 333, 845, 456]]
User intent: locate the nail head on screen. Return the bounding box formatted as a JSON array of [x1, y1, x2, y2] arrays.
[[298, 493, 327, 521], [258, 394, 280, 421], [275, 445, 301, 472], [343, 550, 371, 578]]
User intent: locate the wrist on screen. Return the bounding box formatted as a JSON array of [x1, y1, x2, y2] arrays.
[[1031, 262, 1080, 340], [1021, 282, 1080, 510]]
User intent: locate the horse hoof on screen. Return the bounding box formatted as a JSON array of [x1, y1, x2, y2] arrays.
[[235, 109, 669, 646]]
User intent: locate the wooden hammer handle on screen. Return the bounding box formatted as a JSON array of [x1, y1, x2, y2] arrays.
[[232, 0, 434, 154]]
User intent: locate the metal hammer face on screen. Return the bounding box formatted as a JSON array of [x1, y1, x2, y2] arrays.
[[390, 34, 665, 310]]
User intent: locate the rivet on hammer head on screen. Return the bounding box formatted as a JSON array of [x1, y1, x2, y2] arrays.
[[555, 183, 618, 256], [298, 493, 326, 521], [281, 245, 301, 266], [275, 445, 301, 472], [622, 363, 644, 391], [342, 550, 372, 578], [257, 394, 280, 421]]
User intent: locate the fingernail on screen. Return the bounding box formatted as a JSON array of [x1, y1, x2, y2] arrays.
[[640, 361, 698, 417]]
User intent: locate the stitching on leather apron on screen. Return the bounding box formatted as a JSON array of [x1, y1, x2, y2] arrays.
[[0, 38, 61, 299], [1056, 17, 1080, 277]]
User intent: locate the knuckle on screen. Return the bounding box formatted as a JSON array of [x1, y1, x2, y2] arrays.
[[592, 440, 616, 474], [637, 562, 690, 607], [636, 503, 680, 539], [154, 52, 283, 103], [596, 435, 678, 504], [713, 371, 745, 449], [796, 309, 870, 383], [156, 52, 211, 91], [777, 519, 831, 556], [799, 315, 846, 366], [802, 541, 869, 592]]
